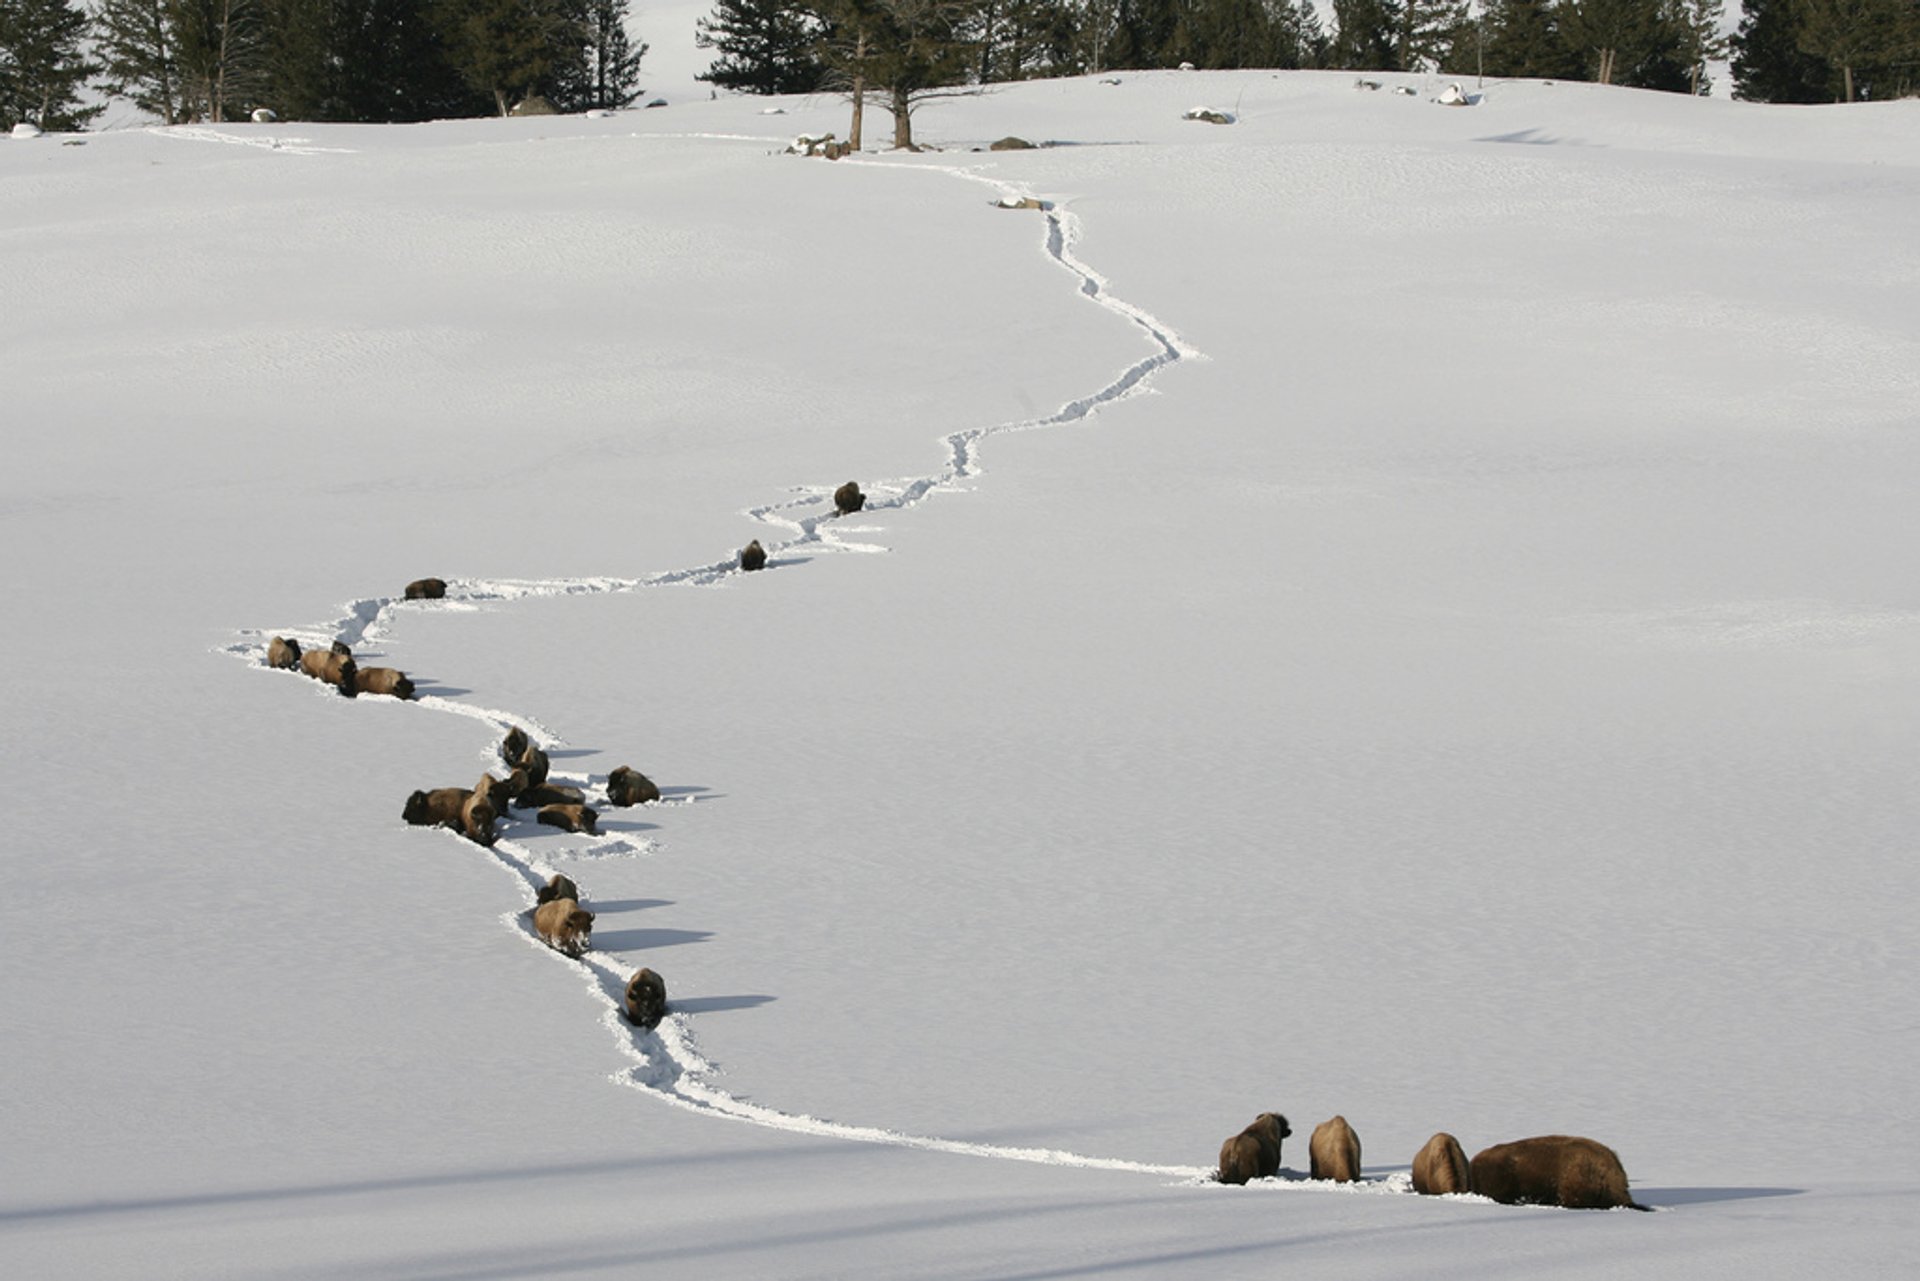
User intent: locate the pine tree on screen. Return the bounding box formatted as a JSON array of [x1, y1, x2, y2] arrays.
[[1558, 0, 1660, 83], [1669, 0, 1726, 93], [1476, 0, 1580, 79], [436, 0, 579, 115], [555, 0, 644, 108], [1792, 0, 1910, 99], [1396, 0, 1465, 69], [94, 0, 187, 121], [0, 0, 101, 129], [1327, 0, 1402, 69], [697, 0, 824, 92], [1731, 0, 1832, 100]]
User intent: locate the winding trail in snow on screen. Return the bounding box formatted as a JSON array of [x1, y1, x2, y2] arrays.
[[223, 146, 1363, 1186]]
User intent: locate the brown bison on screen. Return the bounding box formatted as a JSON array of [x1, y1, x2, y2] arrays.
[[517, 782, 583, 809], [533, 898, 595, 956], [537, 803, 599, 835], [739, 539, 767, 572], [500, 727, 530, 767], [401, 786, 496, 846], [623, 968, 668, 1029], [605, 766, 660, 807], [471, 771, 521, 815], [353, 666, 415, 699], [1412, 1133, 1472, 1196], [536, 874, 580, 906], [1217, 1112, 1291, 1185], [266, 636, 302, 669], [833, 481, 865, 514], [298, 648, 358, 696], [516, 744, 550, 790], [405, 577, 446, 600], [1469, 1136, 1650, 1211], [1309, 1116, 1362, 1183]]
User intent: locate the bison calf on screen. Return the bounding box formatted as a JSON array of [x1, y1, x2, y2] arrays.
[[1412, 1133, 1471, 1196], [533, 898, 595, 956], [354, 666, 415, 699], [405, 577, 446, 600], [1469, 1136, 1649, 1211], [1217, 1112, 1290, 1185], [537, 803, 599, 835], [1309, 1116, 1362, 1183], [623, 968, 668, 1029], [833, 481, 865, 514], [605, 766, 660, 807]]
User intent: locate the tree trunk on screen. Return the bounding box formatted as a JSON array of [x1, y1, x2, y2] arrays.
[[891, 85, 912, 150], [494, 87, 509, 117], [848, 31, 867, 150], [1842, 63, 1854, 102]]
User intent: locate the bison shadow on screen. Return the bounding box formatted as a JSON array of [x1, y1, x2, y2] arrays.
[[669, 994, 776, 1015], [591, 926, 715, 952], [1634, 1186, 1803, 1207]]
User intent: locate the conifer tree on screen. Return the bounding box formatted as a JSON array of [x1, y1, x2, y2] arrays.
[[1669, 0, 1726, 93], [1792, 0, 1909, 99], [1328, 0, 1402, 68], [697, 0, 824, 92], [1731, 0, 1833, 100], [1474, 0, 1579, 78], [0, 0, 101, 129], [555, 0, 644, 108], [436, 0, 579, 115]]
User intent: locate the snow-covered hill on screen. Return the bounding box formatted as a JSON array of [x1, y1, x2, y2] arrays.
[[3, 70, 1916, 1279]]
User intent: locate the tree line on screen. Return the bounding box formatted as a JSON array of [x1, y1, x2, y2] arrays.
[[4, 0, 1915, 135], [2, 0, 646, 130]]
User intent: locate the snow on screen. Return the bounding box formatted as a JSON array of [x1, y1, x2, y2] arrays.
[[4, 61, 1919, 1280]]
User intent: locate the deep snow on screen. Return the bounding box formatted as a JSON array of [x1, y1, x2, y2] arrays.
[[3, 63, 1917, 1279]]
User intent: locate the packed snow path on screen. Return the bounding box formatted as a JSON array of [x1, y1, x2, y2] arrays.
[[221, 148, 1423, 1192]]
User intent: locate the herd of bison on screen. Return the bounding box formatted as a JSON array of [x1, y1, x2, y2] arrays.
[[263, 476, 1653, 1212]]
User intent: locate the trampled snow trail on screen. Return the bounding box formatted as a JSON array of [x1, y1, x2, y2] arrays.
[[225, 149, 1246, 1181]]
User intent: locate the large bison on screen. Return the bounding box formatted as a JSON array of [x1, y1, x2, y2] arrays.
[[1309, 1115, 1362, 1183], [353, 666, 415, 699], [833, 481, 865, 514], [533, 898, 595, 957], [402, 786, 496, 846], [404, 578, 446, 600], [739, 540, 767, 572], [1217, 1112, 1291, 1185], [605, 766, 660, 807], [298, 648, 358, 696], [266, 636, 302, 669], [623, 968, 668, 1029], [1469, 1136, 1650, 1211]]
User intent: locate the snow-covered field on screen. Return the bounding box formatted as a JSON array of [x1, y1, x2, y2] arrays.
[[4, 59, 1918, 1279]]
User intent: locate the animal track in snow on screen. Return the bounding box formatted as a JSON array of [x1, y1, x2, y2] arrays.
[[223, 155, 1274, 1181]]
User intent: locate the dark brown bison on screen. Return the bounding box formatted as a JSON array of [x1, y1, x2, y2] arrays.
[[500, 727, 530, 767], [329, 640, 352, 656], [353, 666, 415, 699], [623, 968, 668, 1029], [517, 782, 585, 809], [401, 786, 495, 846], [1412, 1133, 1471, 1196], [1217, 1112, 1290, 1185], [405, 578, 446, 600], [266, 637, 302, 669], [537, 803, 599, 835], [739, 539, 767, 572], [536, 874, 580, 906], [1309, 1116, 1362, 1183], [533, 898, 595, 956], [605, 766, 660, 807], [298, 648, 358, 696], [833, 481, 865, 514], [472, 771, 520, 815], [516, 744, 550, 790], [1469, 1136, 1650, 1211]]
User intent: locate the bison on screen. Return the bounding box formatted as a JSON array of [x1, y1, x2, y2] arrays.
[[1469, 1136, 1650, 1211], [353, 666, 415, 699], [1412, 1133, 1471, 1196], [401, 786, 495, 846], [605, 766, 660, 807], [739, 539, 767, 572], [537, 803, 599, 835], [298, 648, 358, 696], [833, 481, 865, 515], [517, 782, 584, 809], [536, 873, 581, 906], [623, 968, 668, 1029], [404, 578, 446, 600], [499, 727, 530, 767], [1217, 1112, 1290, 1185], [516, 744, 550, 790], [266, 636, 302, 669], [533, 897, 595, 956], [1309, 1116, 1362, 1183]]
